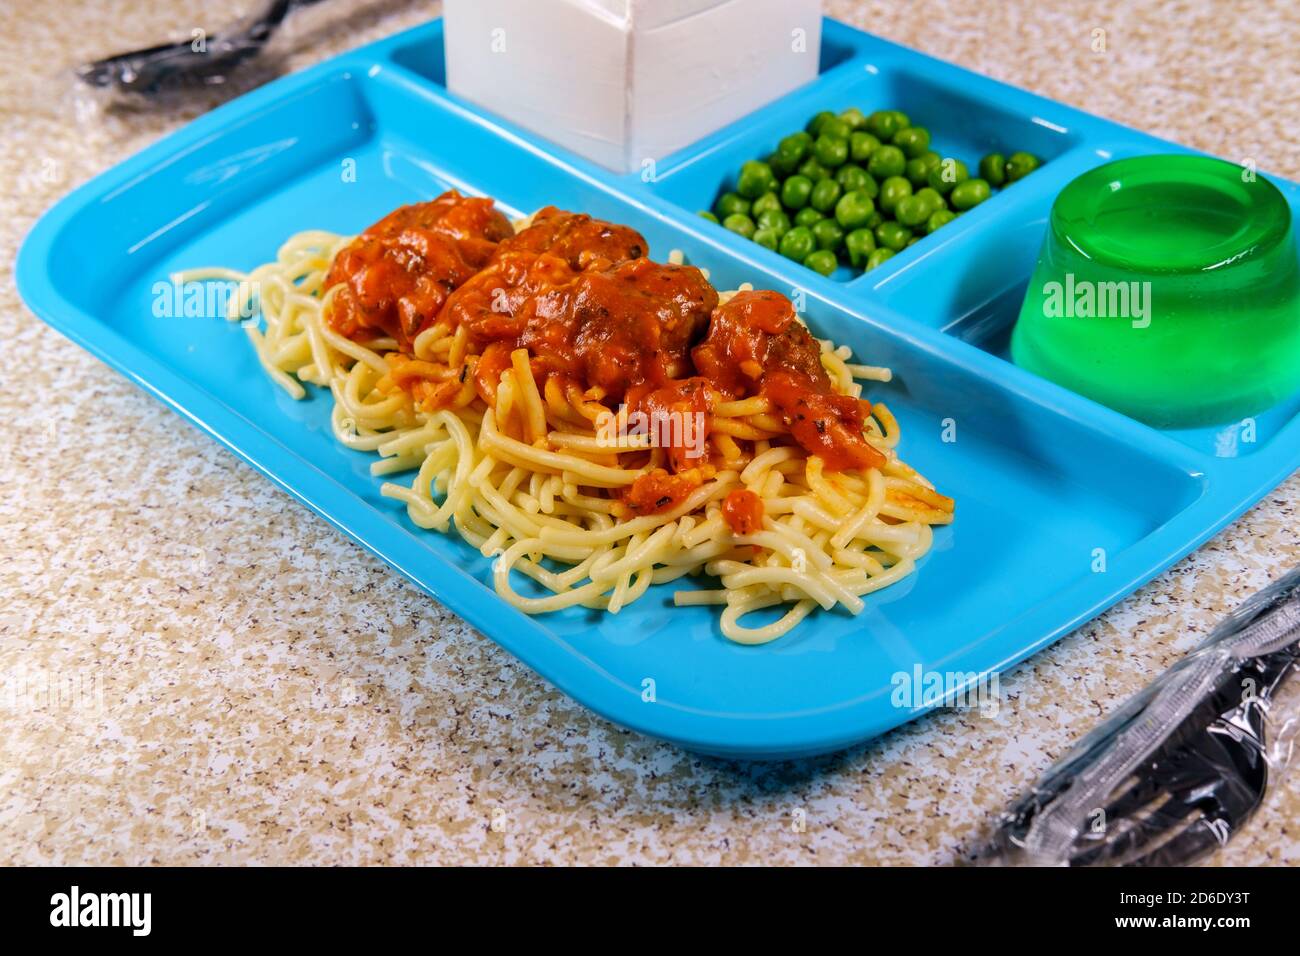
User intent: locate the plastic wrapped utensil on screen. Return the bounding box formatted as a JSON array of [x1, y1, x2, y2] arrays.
[[985, 566, 1300, 866]]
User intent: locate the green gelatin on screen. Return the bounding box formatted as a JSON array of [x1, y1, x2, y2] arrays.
[[1011, 155, 1300, 428]]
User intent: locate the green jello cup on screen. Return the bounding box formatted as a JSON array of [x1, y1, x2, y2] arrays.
[[1011, 154, 1300, 429]]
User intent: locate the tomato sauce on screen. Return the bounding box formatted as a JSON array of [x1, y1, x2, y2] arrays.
[[694, 290, 885, 472], [623, 469, 700, 515], [492, 206, 646, 270], [440, 210, 714, 402], [627, 377, 713, 474], [722, 488, 765, 535], [328, 198, 887, 489], [324, 191, 513, 349], [517, 259, 717, 399], [763, 369, 884, 472]]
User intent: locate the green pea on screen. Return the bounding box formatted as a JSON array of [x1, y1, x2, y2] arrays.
[[714, 192, 750, 218], [756, 208, 791, 236], [864, 111, 892, 139], [864, 247, 896, 270], [820, 117, 852, 142], [811, 217, 845, 253], [797, 157, 831, 181], [806, 111, 836, 136], [905, 150, 942, 186], [840, 107, 868, 130], [914, 187, 945, 213], [784, 130, 813, 152], [769, 149, 800, 177], [927, 157, 970, 195], [737, 160, 776, 198], [894, 194, 932, 228], [849, 131, 881, 163], [781, 174, 814, 210], [835, 163, 870, 193], [752, 227, 780, 251], [794, 207, 824, 228], [812, 134, 849, 168], [810, 178, 843, 213], [906, 236, 921, 247], [904, 158, 929, 188], [875, 220, 911, 252], [979, 152, 1007, 187], [925, 208, 957, 233], [863, 210, 883, 231], [771, 138, 806, 176], [866, 110, 909, 141], [844, 228, 877, 268], [1005, 151, 1041, 182], [751, 191, 783, 217], [867, 145, 907, 179], [698, 210, 720, 224], [723, 213, 756, 239], [950, 178, 992, 210], [803, 249, 838, 276], [778, 226, 816, 262], [893, 126, 931, 159], [878, 175, 913, 215], [855, 170, 878, 199], [834, 189, 876, 229], [778, 133, 811, 161]]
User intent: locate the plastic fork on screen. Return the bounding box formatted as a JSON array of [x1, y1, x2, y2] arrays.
[[76, 0, 329, 95], [986, 566, 1300, 867]]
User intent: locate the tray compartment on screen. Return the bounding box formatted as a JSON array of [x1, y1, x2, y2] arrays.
[[862, 143, 1109, 322], [629, 56, 1080, 291], [877, 137, 1300, 458]]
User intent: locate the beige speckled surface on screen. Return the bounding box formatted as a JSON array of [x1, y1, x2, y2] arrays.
[[2, 0, 1299, 866]]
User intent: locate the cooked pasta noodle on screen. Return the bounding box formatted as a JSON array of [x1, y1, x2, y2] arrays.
[[177, 219, 952, 645]]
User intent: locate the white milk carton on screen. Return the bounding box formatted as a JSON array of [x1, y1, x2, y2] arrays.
[[443, 0, 824, 173]]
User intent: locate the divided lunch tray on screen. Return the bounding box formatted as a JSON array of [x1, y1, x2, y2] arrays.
[[18, 18, 1300, 759]]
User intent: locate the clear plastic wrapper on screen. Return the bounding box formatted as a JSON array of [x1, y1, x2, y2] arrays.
[[985, 566, 1300, 866], [61, 0, 422, 141]]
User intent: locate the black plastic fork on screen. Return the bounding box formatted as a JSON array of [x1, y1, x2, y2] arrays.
[[1061, 646, 1295, 866], [986, 566, 1300, 867], [76, 0, 329, 95]]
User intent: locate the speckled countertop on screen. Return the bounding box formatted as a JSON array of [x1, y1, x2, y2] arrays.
[[2, 0, 1298, 866]]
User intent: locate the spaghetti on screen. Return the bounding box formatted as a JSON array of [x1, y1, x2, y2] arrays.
[[177, 196, 952, 644]]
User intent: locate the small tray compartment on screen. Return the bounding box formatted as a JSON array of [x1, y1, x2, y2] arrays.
[[639, 58, 1077, 283], [869, 143, 1108, 324], [645, 59, 1078, 197], [869, 137, 1300, 459]]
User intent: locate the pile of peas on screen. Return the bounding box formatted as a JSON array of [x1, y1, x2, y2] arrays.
[[699, 107, 1041, 277]]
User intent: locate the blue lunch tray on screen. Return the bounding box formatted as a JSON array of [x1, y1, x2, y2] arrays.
[[17, 18, 1300, 759]]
